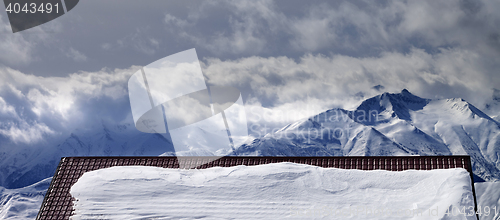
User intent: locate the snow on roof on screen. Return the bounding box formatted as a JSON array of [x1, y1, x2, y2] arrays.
[[70, 163, 476, 219], [36, 156, 476, 220]]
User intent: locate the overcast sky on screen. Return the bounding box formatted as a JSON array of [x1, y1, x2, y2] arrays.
[[0, 0, 499, 145]]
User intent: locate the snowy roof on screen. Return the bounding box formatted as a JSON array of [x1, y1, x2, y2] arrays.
[[72, 164, 477, 219], [36, 156, 476, 220]]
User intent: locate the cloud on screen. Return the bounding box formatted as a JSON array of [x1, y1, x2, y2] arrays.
[[0, 66, 138, 144], [164, 13, 190, 28], [0, 119, 56, 145], [201, 47, 499, 134], [65, 48, 88, 62], [0, 43, 497, 142], [0, 15, 34, 65], [157, 0, 500, 60], [0, 95, 56, 144], [1, 0, 499, 78], [0, 97, 17, 117], [162, 0, 285, 56], [0, 0, 499, 140], [0, 10, 64, 66], [115, 28, 161, 55]]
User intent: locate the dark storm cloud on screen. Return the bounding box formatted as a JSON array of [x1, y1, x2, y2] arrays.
[[0, 0, 498, 78]]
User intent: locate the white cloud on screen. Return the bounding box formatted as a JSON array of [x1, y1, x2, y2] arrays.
[[0, 44, 497, 142], [0, 66, 138, 144], [0, 97, 17, 117], [0, 96, 56, 144], [202, 47, 498, 133], [0, 120, 55, 145], [2, 0, 500, 140]]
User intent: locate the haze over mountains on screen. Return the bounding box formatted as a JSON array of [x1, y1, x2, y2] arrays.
[[1, 89, 500, 190]]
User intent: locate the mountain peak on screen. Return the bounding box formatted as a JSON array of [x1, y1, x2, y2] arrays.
[[355, 89, 430, 123], [379, 89, 417, 100], [444, 97, 497, 122]]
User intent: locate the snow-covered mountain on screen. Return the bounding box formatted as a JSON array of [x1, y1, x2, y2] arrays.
[[1, 89, 500, 189], [2, 89, 500, 219], [0, 122, 175, 189], [0, 178, 51, 220], [232, 89, 500, 181]]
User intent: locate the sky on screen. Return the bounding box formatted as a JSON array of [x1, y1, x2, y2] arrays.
[[0, 0, 500, 145]]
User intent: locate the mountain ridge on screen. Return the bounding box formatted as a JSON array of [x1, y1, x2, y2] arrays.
[[1, 89, 500, 188], [232, 89, 500, 181]]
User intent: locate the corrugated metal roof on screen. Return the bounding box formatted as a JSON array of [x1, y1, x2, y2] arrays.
[[36, 156, 476, 220]]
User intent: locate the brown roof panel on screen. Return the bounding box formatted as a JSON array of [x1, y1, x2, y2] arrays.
[[36, 155, 476, 220]]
